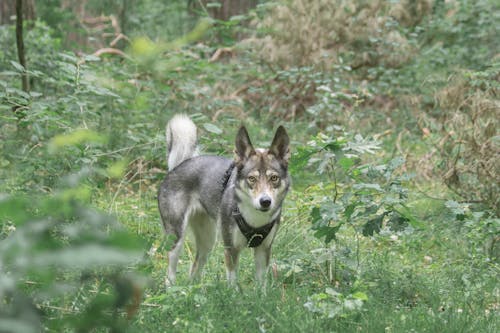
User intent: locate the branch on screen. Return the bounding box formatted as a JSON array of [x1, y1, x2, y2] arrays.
[[93, 47, 131, 60]]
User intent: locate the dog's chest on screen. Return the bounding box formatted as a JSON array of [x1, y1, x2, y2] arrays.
[[230, 217, 278, 249]]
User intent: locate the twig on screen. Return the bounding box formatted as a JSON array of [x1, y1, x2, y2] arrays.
[[93, 141, 157, 157], [93, 47, 131, 60], [140, 303, 162, 308], [195, 0, 211, 17], [109, 33, 130, 47], [209, 47, 233, 62]]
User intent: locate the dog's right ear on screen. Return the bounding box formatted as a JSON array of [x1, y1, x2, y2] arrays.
[[235, 126, 255, 163]]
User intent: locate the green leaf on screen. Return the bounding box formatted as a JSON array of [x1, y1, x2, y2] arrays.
[[29, 91, 43, 98], [49, 129, 107, 152], [10, 60, 25, 72], [395, 205, 426, 229], [229, 15, 247, 22], [106, 159, 128, 179], [345, 135, 380, 154], [290, 146, 317, 172], [33, 245, 142, 268], [310, 206, 322, 224], [445, 200, 469, 219], [0, 319, 38, 333], [362, 213, 385, 236], [314, 225, 342, 244], [353, 183, 383, 193], [338, 156, 355, 171], [206, 2, 222, 9], [0, 196, 31, 226], [203, 123, 223, 134], [324, 141, 343, 152], [344, 203, 357, 220], [351, 291, 369, 301], [387, 212, 409, 232]]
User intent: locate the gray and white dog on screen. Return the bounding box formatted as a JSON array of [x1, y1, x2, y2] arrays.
[[158, 114, 291, 286]]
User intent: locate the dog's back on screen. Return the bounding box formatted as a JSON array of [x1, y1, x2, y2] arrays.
[[158, 155, 232, 228]]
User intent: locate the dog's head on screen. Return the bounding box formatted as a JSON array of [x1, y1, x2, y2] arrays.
[[234, 126, 290, 212]]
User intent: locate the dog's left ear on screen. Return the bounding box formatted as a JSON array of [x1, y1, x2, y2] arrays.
[[269, 126, 290, 165]]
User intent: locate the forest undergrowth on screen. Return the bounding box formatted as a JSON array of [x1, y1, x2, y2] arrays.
[[0, 1, 498, 332]]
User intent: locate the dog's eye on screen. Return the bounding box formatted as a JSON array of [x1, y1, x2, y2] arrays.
[[270, 175, 279, 182], [247, 176, 257, 183]]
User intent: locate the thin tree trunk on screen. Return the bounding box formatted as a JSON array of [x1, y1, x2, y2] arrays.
[[16, 0, 29, 93]]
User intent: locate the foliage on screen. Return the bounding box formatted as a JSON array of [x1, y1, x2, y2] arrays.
[[304, 288, 367, 319], [285, 128, 422, 320], [421, 0, 500, 70], [247, 0, 432, 69], [125, 0, 199, 39], [431, 63, 499, 214], [445, 200, 500, 261], [0, 177, 145, 332], [0, 0, 499, 332], [292, 130, 419, 245]]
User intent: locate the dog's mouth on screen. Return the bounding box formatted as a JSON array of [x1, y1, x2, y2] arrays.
[[258, 206, 271, 212]]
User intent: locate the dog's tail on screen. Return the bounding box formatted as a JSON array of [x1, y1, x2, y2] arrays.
[[166, 114, 198, 171]]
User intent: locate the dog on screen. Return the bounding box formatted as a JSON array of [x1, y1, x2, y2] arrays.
[[158, 114, 290, 286]]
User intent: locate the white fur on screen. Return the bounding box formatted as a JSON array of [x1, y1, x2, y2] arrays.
[[226, 270, 237, 285], [254, 246, 271, 283], [166, 114, 198, 171], [238, 193, 274, 224]]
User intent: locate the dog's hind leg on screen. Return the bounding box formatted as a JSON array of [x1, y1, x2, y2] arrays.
[[160, 204, 189, 287], [189, 212, 216, 281], [167, 236, 184, 286]]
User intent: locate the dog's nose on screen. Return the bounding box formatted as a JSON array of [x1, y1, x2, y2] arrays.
[[259, 196, 272, 209]]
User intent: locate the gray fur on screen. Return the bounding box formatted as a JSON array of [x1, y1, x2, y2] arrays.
[[158, 115, 290, 287]]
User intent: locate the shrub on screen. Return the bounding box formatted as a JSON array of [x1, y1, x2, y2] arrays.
[[420, 0, 499, 70], [245, 0, 432, 69], [0, 176, 145, 331], [292, 129, 420, 246], [435, 64, 499, 215]]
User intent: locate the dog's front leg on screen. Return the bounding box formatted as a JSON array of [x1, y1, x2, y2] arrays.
[[254, 245, 271, 287], [224, 247, 240, 286]]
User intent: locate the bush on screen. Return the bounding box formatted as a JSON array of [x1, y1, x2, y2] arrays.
[[246, 0, 432, 69], [0, 179, 145, 331], [434, 64, 499, 215], [421, 0, 499, 70]]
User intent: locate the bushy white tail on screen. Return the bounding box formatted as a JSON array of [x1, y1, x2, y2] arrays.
[[166, 114, 198, 171]]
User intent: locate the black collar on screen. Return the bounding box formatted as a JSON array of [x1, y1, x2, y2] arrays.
[[232, 207, 277, 248]]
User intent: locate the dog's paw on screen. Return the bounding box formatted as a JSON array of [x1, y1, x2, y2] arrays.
[[165, 276, 175, 289]]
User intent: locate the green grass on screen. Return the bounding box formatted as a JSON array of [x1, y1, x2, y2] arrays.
[[96, 183, 499, 332]]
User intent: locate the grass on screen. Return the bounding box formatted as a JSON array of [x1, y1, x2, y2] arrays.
[[2, 108, 497, 331], [96, 177, 499, 332]]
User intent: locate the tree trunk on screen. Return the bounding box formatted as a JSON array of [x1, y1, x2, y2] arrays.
[[0, 0, 36, 25], [15, 0, 29, 93]]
